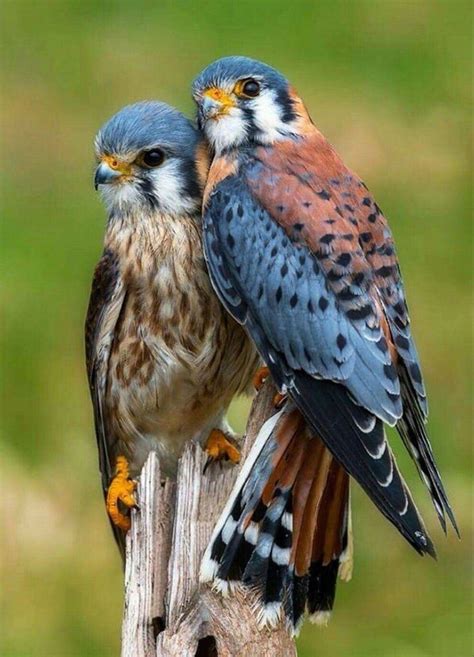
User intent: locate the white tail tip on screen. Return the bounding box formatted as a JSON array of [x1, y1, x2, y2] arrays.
[[309, 610, 332, 626]]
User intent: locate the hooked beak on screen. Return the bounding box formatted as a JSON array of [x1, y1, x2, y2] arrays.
[[199, 96, 224, 121], [94, 162, 123, 190], [198, 88, 235, 123]]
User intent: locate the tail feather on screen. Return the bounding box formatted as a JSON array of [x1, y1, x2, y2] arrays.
[[291, 372, 436, 557], [213, 409, 298, 582], [200, 403, 352, 635], [284, 573, 309, 633], [307, 560, 339, 617], [398, 367, 458, 535], [293, 442, 333, 576], [243, 489, 291, 598], [306, 465, 351, 620], [201, 408, 286, 584]]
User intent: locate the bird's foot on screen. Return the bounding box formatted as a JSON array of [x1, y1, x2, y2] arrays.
[[253, 366, 270, 391], [106, 456, 137, 532], [204, 429, 241, 469]]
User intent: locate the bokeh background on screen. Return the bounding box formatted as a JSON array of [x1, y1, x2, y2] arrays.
[[1, 1, 472, 656]]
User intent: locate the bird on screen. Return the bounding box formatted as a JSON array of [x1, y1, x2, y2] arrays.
[[85, 100, 260, 557], [192, 56, 458, 633]]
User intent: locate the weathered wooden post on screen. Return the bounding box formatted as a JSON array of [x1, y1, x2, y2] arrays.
[[121, 381, 297, 657]]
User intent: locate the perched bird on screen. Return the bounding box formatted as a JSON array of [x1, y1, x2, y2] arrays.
[[193, 56, 457, 632], [85, 101, 260, 556]]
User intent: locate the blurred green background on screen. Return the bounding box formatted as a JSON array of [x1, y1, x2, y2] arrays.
[[1, 1, 472, 656]]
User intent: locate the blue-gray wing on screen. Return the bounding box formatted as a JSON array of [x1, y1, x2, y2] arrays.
[[204, 176, 400, 425], [203, 172, 456, 549]]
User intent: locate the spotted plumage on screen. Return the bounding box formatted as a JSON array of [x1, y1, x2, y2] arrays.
[[194, 56, 457, 632], [86, 101, 259, 556]]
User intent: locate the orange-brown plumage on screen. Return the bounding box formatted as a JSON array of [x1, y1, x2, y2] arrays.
[[292, 439, 331, 577], [202, 154, 238, 207], [318, 465, 349, 566]]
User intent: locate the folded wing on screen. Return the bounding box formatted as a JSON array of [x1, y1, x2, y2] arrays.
[[203, 139, 456, 550]]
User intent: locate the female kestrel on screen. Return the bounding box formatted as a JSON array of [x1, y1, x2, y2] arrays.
[[86, 101, 259, 556]]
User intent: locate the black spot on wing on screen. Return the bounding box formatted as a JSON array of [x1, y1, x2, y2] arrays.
[[317, 189, 331, 201], [320, 234, 335, 245], [336, 253, 351, 267], [319, 297, 329, 312], [346, 305, 372, 321], [336, 334, 347, 350]]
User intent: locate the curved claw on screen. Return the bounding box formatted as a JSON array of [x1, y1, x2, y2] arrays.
[[106, 456, 137, 532], [204, 429, 241, 470]]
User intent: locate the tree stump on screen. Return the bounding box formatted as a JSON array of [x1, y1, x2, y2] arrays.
[[121, 381, 297, 657]]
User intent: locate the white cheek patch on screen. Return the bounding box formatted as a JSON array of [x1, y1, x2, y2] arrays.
[[149, 160, 197, 215], [203, 91, 293, 152], [99, 182, 142, 215], [205, 108, 248, 153], [99, 160, 198, 217], [250, 89, 290, 144]]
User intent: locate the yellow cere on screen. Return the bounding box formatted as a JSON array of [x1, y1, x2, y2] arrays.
[[203, 86, 236, 108], [102, 154, 132, 176]]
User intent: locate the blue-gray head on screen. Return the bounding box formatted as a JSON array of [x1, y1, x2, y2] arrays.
[[94, 101, 204, 216], [192, 56, 299, 154]]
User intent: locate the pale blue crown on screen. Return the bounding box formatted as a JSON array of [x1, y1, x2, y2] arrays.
[[192, 56, 289, 95], [95, 100, 200, 158]]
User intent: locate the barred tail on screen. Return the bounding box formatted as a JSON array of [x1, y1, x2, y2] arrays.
[[200, 402, 353, 635]]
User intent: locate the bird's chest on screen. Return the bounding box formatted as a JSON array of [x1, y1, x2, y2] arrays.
[[106, 250, 230, 433]]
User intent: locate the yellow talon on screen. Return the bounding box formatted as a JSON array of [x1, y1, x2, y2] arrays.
[[204, 429, 241, 464], [253, 366, 270, 391], [106, 456, 137, 532]]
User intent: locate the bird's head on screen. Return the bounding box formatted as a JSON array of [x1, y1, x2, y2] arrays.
[[94, 101, 205, 217], [192, 56, 304, 154]]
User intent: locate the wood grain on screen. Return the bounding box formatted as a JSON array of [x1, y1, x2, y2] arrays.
[[121, 381, 297, 656]]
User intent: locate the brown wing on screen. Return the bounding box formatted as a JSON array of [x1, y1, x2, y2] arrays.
[[85, 248, 125, 493]]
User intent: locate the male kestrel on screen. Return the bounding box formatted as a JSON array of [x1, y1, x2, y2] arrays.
[[193, 57, 457, 632], [85, 101, 259, 555]]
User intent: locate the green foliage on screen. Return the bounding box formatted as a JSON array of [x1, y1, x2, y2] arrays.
[[1, 1, 471, 656]]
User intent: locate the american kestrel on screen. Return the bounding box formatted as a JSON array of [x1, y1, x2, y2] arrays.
[[193, 57, 457, 631], [85, 101, 259, 555]]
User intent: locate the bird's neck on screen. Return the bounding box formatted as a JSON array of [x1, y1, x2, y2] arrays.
[[203, 122, 325, 207], [104, 209, 203, 266], [203, 151, 240, 207]]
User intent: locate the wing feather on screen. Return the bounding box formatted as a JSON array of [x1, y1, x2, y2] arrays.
[[203, 138, 456, 545], [85, 249, 127, 555]]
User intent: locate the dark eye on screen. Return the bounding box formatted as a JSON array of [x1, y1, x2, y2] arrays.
[[142, 149, 165, 167], [241, 79, 260, 98]]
